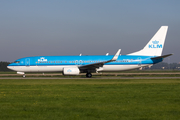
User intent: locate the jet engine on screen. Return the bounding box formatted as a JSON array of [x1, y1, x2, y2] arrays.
[[63, 67, 80, 75]]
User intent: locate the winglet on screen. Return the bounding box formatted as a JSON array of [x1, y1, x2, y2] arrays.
[[111, 49, 121, 61]]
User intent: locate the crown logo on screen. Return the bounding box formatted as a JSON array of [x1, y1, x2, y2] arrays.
[[38, 57, 47, 61], [152, 40, 159, 44], [67, 69, 72, 72]]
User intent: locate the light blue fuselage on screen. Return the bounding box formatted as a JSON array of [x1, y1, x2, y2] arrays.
[[8, 55, 162, 73]]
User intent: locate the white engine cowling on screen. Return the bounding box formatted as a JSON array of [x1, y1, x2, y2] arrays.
[[63, 67, 80, 75]]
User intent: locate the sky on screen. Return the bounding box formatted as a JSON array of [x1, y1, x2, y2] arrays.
[[0, 0, 180, 63]]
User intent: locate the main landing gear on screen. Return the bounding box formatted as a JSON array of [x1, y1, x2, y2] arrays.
[[86, 73, 92, 78]]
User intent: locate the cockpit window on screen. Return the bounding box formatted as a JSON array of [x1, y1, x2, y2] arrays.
[[14, 61, 20, 63]]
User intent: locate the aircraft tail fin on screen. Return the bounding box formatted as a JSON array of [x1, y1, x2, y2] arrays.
[[128, 26, 168, 56]]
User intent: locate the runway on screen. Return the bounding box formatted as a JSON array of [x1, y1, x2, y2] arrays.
[[1, 72, 180, 77], [0, 72, 180, 79]]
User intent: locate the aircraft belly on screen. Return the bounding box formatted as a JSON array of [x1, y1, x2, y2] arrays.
[[9, 65, 77, 72], [9, 64, 151, 72]]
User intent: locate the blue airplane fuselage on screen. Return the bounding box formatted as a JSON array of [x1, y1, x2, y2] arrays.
[[8, 55, 162, 70]]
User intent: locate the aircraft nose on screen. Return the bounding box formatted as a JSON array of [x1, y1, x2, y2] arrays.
[[7, 64, 14, 70], [7, 65, 11, 69]]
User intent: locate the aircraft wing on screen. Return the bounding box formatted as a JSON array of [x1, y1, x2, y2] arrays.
[[79, 49, 121, 71]]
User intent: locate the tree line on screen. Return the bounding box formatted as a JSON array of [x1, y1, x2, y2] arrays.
[[0, 62, 12, 71], [0, 61, 180, 72]]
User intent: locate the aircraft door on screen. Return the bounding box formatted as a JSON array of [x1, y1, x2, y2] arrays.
[[138, 57, 141, 66], [25, 58, 30, 66]]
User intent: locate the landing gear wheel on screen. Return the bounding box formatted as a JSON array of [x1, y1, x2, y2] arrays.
[[86, 73, 92, 78], [23, 74, 26, 78]]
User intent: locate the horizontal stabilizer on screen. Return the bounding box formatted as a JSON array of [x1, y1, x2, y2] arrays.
[[151, 54, 173, 60]]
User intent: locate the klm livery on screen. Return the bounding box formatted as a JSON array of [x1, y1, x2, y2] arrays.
[[8, 26, 172, 78]]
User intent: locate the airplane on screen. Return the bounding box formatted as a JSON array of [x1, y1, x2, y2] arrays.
[[7, 26, 172, 78]]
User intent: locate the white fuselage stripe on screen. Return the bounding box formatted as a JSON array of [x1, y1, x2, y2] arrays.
[[7, 64, 150, 72]]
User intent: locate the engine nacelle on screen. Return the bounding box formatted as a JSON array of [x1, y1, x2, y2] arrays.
[[63, 67, 80, 75]]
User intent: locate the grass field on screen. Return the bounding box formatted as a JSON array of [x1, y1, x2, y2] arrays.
[[0, 79, 180, 120]]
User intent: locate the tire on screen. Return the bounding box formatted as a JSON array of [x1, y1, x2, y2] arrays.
[[86, 73, 92, 78], [23, 74, 26, 78]]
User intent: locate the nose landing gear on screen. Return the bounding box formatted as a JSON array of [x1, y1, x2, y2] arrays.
[[23, 74, 26, 78]]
